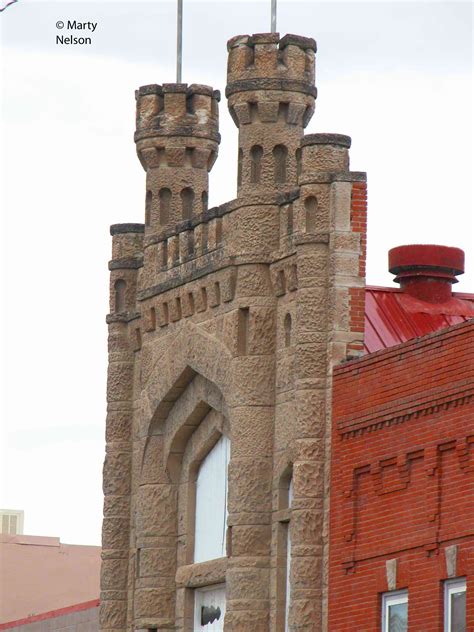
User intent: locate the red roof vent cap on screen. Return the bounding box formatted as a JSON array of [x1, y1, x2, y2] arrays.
[[389, 244, 464, 303]]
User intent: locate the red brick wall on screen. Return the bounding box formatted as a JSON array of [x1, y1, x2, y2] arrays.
[[329, 320, 474, 631]]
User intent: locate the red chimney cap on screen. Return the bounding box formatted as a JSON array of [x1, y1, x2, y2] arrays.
[[389, 244, 464, 283]]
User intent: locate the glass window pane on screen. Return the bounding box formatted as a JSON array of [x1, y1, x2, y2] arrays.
[[388, 602, 408, 632], [450, 590, 466, 632]]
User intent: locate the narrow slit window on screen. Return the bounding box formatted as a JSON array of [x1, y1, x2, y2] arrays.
[[305, 196, 318, 233], [114, 279, 126, 312], [159, 188, 171, 225], [201, 190, 208, 213], [145, 190, 152, 226], [284, 313, 292, 347], [237, 148, 243, 187], [273, 144, 288, 184], [250, 145, 263, 184], [237, 307, 249, 355], [181, 187, 194, 220]]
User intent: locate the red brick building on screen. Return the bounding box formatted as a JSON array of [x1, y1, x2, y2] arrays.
[[329, 246, 474, 632]]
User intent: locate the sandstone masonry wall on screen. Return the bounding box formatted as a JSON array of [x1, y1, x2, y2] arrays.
[[101, 32, 367, 632]]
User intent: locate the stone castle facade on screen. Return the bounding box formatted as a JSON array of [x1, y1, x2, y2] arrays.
[[102, 32, 367, 632]]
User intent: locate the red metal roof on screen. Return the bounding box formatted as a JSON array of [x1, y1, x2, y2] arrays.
[[364, 286, 474, 353]]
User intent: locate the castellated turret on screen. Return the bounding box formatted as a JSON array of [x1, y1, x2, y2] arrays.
[[135, 83, 220, 232], [227, 33, 316, 195], [102, 32, 367, 632]]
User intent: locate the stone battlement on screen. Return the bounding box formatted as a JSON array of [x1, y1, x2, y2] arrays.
[[135, 83, 220, 143], [226, 32, 316, 97]]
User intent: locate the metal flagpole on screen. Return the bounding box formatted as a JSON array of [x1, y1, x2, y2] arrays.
[[177, 0, 183, 83], [271, 0, 277, 33]]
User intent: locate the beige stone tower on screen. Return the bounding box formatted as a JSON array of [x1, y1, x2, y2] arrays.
[[101, 32, 367, 632]]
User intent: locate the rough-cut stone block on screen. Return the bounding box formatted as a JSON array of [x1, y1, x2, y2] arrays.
[[107, 362, 134, 402], [139, 547, 175, 578], [102, 517, 129, 549], [135, 485, 177, 537], [228, 458, 272, 513], [134, 587, 175, 620], [230, 406, 273, 458], [227, 567, 270, 600], [293, 461, 324, 499], [101, 558, 128, 590], [103, 451, 131, 496]]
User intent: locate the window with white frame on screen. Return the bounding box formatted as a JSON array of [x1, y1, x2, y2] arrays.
[[194, 435, 230, 563], [444, 578, 466, 632], [382, 590, 408, 632]]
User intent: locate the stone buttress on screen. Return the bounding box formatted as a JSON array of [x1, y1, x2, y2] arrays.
[[101, 32, 367, 632]]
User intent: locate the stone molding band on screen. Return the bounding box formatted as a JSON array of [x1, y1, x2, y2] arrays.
[[225, 78, 317, 98]]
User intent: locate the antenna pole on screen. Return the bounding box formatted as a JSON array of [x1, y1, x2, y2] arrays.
[[177, 0, 183, 83], [271, 0, 277, 33]]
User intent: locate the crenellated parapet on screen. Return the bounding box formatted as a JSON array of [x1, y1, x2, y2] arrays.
[[135, 83, 220, 235], [226, 33, 316, 197]]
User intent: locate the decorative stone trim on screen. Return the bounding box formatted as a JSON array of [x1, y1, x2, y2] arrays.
[[140, 269, 237, 330], [298, 171, 367, 185], [339, 387, 474, 439], [110, 223, 144, 235], [109, 257, 143, 271], [106, 310, 140, 324]]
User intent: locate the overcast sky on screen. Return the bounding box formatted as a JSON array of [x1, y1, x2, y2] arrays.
[[1, 0, 472, 545]]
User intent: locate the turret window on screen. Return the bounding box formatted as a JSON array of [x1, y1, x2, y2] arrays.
[[284, 313, 292, 347], [202, 190, 208, 212], [304, 195, 318, 233], [114, 279, 126, 312], [237, 148, 243, 187], [145, 190, 152, 226], [273, 144, 288, 184], [295, 148, 302, 178], [250, 145, 263, 184], [181, 187, 195, 220], [159, 188, 172, 224]]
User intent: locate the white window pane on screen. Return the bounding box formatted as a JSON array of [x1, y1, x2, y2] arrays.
[[450, 590, 466, 632], [388, 602, 408, 632], [194, 435, 230, 563]]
